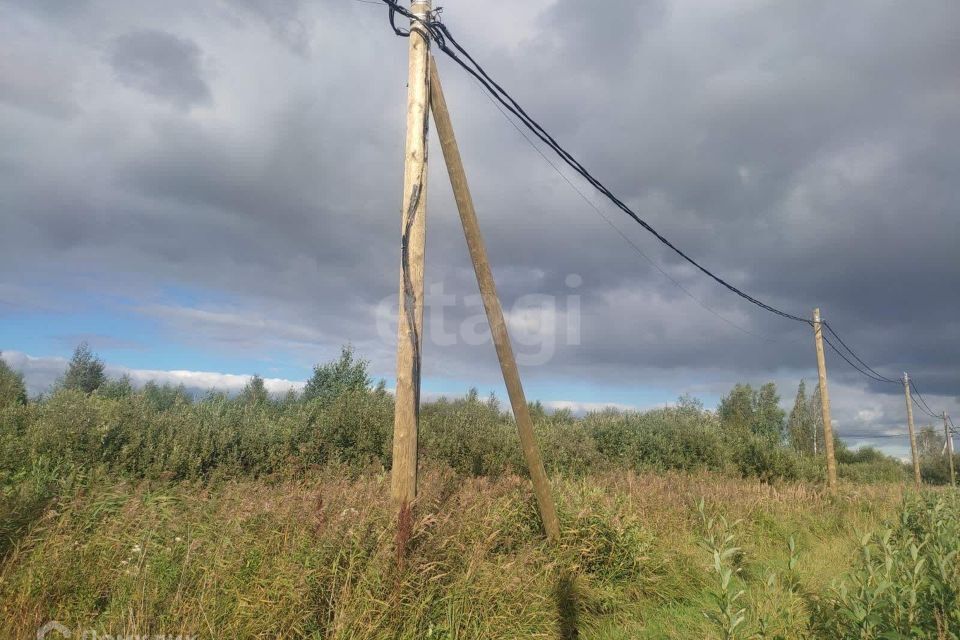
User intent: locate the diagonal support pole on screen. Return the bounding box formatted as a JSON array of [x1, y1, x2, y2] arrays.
[[428, 56, 560, 541]]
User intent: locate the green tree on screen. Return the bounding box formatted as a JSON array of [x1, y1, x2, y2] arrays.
[[98, 374, 134, 399], [787, 381, 807, 451], [302, 345, 371, 406], [807, 385, 824, 456], [718, 383, 755, 434], [718, 382, 784, 442], [916, 425, 942, 460], [754, 382, 785, 442], [62, 342, 105, 394], [240, 374, 269, 406], [0, 353, 27, 406], [788, 380, 815, 454], [142, 381, 191, 411]]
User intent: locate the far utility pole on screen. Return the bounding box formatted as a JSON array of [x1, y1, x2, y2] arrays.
[[902, 373, 921, 490], [944, 412, 956, 487], [812, 308, 838, 490], [391, 0, 432, 514]]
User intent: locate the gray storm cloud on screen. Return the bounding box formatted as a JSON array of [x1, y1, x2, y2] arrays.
[[109, 29, 211, 108], [0, 1, 957, 418]]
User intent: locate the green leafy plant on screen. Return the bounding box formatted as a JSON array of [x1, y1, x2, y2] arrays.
[[698, 498, 749, 640], [811, 494, 960, 639]]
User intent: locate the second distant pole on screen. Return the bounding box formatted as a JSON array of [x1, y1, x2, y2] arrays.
[[902, 373, 921, 490], [944, 412, 955, 487], [812, 308, 838, 491]]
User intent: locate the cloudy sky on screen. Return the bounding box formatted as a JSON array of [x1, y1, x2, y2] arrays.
[[2, 0, 958, 455]]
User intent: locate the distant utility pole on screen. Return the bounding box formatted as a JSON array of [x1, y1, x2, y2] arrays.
[[429, 56, 560, 541], [902, 373, 921, 490], [944, 412, 956, 487], [812, 308, 838, 490], [391, 0, 432, 513]]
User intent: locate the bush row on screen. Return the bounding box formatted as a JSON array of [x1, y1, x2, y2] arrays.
[[0, 384, 914, 487]]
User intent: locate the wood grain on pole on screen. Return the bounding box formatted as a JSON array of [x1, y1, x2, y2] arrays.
[[812, 308, 838, 490], [391, 0, 432, 508], [944, 412, 956, 487], [428, 56, 561, 541], [903, 373, 921, 490]]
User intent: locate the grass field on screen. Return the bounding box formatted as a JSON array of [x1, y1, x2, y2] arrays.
[[4, 464, 956, 639], [2, 353, 958, 638]]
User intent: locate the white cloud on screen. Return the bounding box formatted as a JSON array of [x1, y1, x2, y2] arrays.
[[543, 399, 648, 415], [0, 350, 303, 396], [120, 367, 303, 395]]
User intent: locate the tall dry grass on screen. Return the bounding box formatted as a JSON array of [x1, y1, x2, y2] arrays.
[[0, 465, 910, 639]]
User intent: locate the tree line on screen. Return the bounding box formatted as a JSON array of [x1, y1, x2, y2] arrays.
[[1, 342, 954, 485]]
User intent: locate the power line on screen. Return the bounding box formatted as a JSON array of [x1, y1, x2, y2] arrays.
[[379, 0, 810, 324], [912, 394, 939, 420], [817, 324, 945, 421], [909, 379, 939, 417], [821, 321, 899, 384], [910, 379, 941, 419], [821, 334, 891, 384], [837, 433, 911, 439], [377, 0, 949, 418], [473, 75, 808, 346]]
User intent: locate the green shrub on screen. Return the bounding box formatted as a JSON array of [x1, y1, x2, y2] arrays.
[[311, 389, 392, 468], [730, 435, 800, 482], [0, 370, 913, 488], [811, 493, 960, 638], [589, 406, 725, 474], [840, 460, 908, 484], [420, 394, 519, 476], [0, 355, 27, 407]]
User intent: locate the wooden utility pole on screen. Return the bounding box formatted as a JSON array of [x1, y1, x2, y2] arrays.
[[429, 57, 561, 541], [812, 308, 838, 490], [391, 0, 432, 510], [944, 412, 956, 487], [902, 373, 921, 490]]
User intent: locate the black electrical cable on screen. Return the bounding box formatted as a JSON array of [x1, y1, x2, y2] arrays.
[[821, 321, 899, 384], [910, 380, 941, 419], [378, 0, 809, 324], [911, 395, 939, 420], [821, 334, 891, 384], [475, 76, 810, 345], [378, 0, 949, 417], [910, 379, 938, 416], [836, 433, 911, 438]]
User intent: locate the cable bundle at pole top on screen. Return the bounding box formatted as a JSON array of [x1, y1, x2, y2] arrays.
[[376, 0, 952, 417]]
